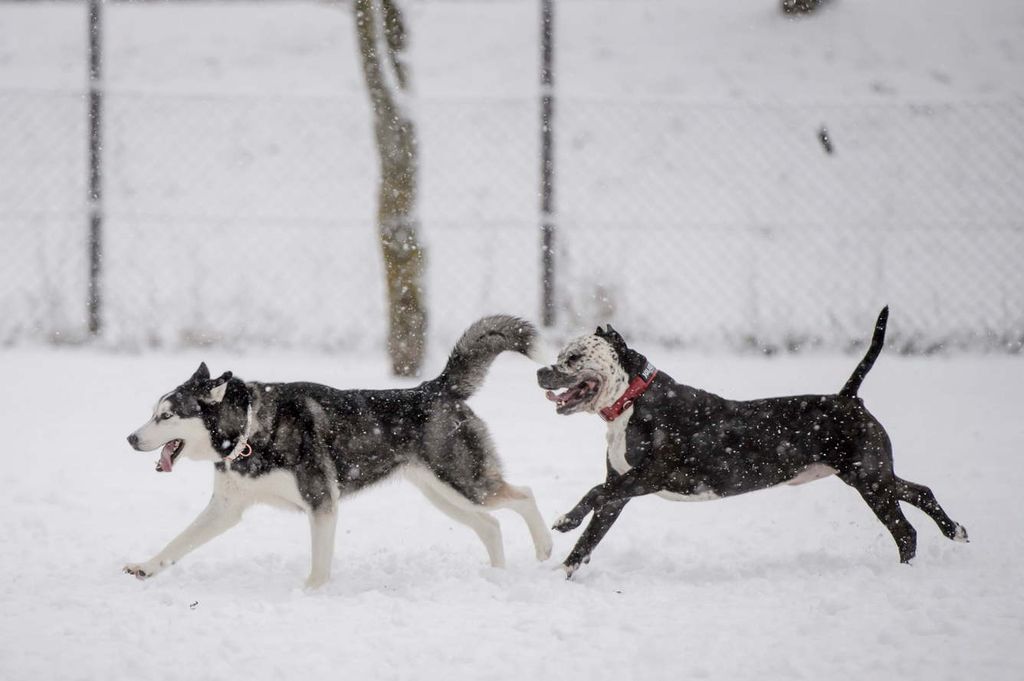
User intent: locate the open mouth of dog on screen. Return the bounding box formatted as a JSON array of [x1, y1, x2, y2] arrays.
[[544, 378, 601, 414], [156, 439, 184, 473]]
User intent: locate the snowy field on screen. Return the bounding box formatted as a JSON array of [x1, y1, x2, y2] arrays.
[[1, 346, 1022, 680], [1, 0, 1022, 678]]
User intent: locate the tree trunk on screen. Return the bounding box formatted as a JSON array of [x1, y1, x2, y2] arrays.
[[354, 0, 426, 377]]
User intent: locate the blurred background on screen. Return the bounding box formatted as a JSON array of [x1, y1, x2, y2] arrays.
[[1, 0, 1022, 364]]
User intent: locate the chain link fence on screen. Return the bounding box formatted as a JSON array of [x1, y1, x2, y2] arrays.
[[556, 99, 1024, 351], [1, 85, 1022, 352]]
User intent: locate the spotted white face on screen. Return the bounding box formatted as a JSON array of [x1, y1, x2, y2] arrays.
[[537, 334, 630, 415], [128, 384, 227, 473]]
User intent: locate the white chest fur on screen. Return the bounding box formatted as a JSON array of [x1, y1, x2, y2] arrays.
[[605, 409, 633, 476], [215, 467, 312, 512], [605, 411, 719, 503]]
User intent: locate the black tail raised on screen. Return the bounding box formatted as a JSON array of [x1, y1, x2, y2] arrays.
[[435, 315, 538, 400], [840, 306, 889, 398]]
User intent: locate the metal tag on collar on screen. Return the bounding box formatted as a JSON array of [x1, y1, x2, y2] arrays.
[[639, 362, 656, 381]]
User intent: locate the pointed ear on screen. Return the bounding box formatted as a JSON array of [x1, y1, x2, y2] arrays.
[[596, 324, 624, 343], [596, 324, 628, 355], [192, 362, 210, 382], [206, 371, 233, 404]]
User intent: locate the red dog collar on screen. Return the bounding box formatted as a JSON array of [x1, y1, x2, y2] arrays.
[[600, 362, 658, 422]]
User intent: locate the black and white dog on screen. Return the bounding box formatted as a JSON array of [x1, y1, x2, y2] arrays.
[[537, 308, 968, 578], [126, 316, 552, 588]]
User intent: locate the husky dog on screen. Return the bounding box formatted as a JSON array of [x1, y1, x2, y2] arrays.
[[537, 308, 968, 578], [126, 316, 553, 588]]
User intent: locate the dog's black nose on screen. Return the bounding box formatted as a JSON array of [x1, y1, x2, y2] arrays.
[[537, 366, 556, 388], [127, 433, 139, 448]]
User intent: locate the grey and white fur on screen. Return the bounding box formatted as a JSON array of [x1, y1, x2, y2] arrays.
[[126, 315, 553, 588]]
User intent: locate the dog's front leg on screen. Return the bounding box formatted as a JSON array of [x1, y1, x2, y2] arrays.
[[554, 465, 663, 533], [561, 499, 629, 579], [304, 505, 338, 590], [552, 483, 607, 533], [124, 493, 247, 580]]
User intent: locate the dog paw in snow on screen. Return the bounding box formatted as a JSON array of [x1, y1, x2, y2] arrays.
[[552, 513, 583, 533], [304, 574, 330, 590], [560, 554, 590, 580], [122, 564, 150, 580], [535, 535, 554, 561]]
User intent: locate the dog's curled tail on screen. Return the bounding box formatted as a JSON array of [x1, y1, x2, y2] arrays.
[[840, 306, 889, 398], [435, 315, 540, 400]]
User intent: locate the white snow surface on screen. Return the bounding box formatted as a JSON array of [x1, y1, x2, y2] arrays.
[[1, 1, 1022, 676], [1, 347, 1021, 680]]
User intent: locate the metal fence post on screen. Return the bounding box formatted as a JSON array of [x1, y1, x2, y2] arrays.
[[87, 0, 103, 336], [540, 0, 556, 328]]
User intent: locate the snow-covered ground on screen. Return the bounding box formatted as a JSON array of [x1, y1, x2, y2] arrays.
[[0, 2, 1022, 676], [1, 346, 1021, 680]]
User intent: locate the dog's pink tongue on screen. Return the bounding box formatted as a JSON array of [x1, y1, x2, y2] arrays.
[[157, 442, 175, 473], [546, 388, 576, 403]]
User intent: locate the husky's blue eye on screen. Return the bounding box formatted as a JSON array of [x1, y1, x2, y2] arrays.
[[157, 413, 172, 422]]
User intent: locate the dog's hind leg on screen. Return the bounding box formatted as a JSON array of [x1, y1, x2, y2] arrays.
[[405, 467, 506, 568], [845, 478, 918, 563], [305, 505, 338, 589], [892, 477, 968, 543], [485, 483, 553, 561]]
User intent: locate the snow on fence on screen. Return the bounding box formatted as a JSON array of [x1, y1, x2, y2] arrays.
[[1, 88, 1021, 352]]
